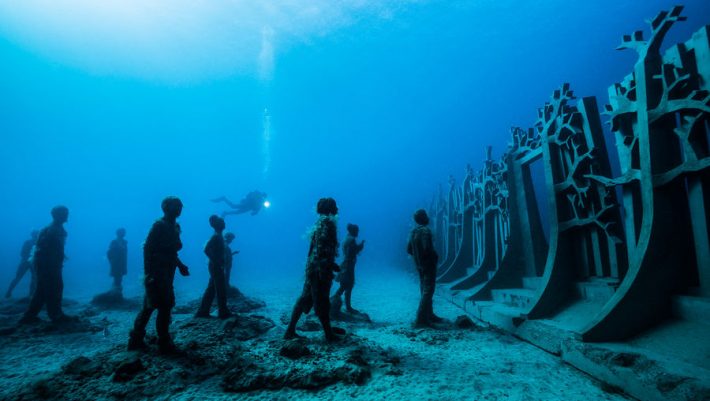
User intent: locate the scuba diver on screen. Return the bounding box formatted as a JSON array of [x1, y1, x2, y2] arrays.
[[212, 191, 268, 217], [284, 197, 346, 342], [5, 230, 39, 299], [331, 224, 365, 314], [128, 197, 190, 354]]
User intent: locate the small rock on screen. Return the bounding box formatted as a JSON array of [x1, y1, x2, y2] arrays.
[[175, 289, 265, 315], [280, 341, 312, 360], [346, 350, 369, 367], [222, 358, 276, 392], [336, 364, 371, 385], [279, 312, 321, 332], [63, 356, 101, 377], [455, 315, 475, 329], [31, 378, 54, 399], [222, 314, 276, 340], [610, 352, 640, 367], [296, 369, 341, 390], [80, 306, 101, 318], [385, 366, 403, 376], [383, 354, 401, 365], [112, 357, 144, 383], [655, 372, 687, 393]]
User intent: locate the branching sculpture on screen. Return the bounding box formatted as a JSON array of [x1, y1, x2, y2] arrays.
[[431, 6, 709, 342]]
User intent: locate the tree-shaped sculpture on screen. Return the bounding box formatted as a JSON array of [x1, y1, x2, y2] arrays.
[[524, 83, 625, 319], [583, 6, 710, 341]]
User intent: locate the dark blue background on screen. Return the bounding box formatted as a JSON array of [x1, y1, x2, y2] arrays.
[[0, 0, 708, 299]]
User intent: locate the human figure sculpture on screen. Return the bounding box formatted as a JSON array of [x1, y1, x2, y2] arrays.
[[128, 197, 190, 354], [107, 228, 128, 294], [284, 197, 345, 342], [5, 230, 39, 299], [331, 223, 365, 314], [19, 206, 73, 324], [195, 215, 232, 319], [407, 209, 444, 327]]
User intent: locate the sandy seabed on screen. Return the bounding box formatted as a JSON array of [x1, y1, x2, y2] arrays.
[[0, 270, 631, 401]]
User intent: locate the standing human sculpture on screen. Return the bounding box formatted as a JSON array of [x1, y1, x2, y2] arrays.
[[5, 230, 39, 299], [284, 197, 346, 342], [195, 215, 232, 319], [107, 228, 128, 295], [128, 197, 190, 354], [19, 206, 74, 324], [331, 223, 365, 314], [407, 209, 444, 327]]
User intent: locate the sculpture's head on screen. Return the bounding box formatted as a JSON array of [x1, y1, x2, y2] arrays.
[[51, 205, 69, 224], [161, 196, 183, 219], [413, 209, 429, 226], [316, 197, 338, 216]]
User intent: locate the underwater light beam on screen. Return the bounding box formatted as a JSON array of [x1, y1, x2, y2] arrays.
[[262, 108, 272, 179], [258, 25, 275, 82]]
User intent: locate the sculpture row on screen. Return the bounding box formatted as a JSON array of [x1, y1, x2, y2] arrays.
[[431, 6, 709, 342]]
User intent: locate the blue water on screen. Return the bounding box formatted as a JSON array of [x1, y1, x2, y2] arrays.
[[1, 1, 708, 299]]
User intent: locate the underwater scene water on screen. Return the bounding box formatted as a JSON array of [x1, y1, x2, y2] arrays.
[[0, 1, 709, 400]]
